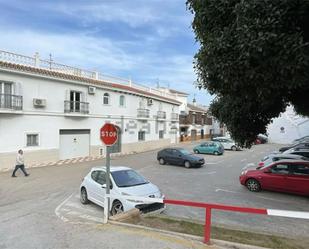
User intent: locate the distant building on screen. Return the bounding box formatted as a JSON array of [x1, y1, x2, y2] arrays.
[[267, 105, 309, 144], [158, 87, 214, 142]]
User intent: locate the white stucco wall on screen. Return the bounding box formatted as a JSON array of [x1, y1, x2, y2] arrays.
[[267, 106, 309, 144], [0, 68, 180, 170]]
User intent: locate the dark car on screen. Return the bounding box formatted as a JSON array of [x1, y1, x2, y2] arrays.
[[279, 142, 309, 152], [157, 148, 205, 168]]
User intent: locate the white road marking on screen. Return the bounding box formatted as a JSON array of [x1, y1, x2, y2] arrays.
[[55, 194, 73, 222], [215, 188, 238, 194], [205, 171, 216, 175], [215, 188, 290, 203], [63, 201, 97, 213], [240, 159, 247, 162]]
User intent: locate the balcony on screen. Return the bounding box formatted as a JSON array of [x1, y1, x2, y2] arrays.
[[137, 108, 150, 119], [171, 113, 179, 122], [64, 101, 89, 115], [157, 111, 166, 119], [0, 94, 23, 111]]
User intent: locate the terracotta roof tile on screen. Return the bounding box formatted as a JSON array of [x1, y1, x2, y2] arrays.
[[0, 61, 181, 105]]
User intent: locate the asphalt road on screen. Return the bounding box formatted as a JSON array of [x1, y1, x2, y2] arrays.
[[0, 142, 308, 248]]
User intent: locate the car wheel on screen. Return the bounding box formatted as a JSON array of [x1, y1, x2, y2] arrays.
[[159, 158, 166, 165], [184, 161, 191, 168], [111, 200, 124, 216], [246, 179, 261, 192], [213, 151, 219, 155], [231, 146, 237, 151], [80, 187, 89, 204], [194, 149, 199, 154]]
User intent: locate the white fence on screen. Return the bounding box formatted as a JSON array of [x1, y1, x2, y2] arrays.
[[0, 50, 178, 99]]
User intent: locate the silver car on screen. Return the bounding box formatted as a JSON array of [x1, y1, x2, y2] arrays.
[[212, 137, 239, 151]]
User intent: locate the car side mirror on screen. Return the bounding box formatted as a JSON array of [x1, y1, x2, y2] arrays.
[[264, 169, 272, 173], [102, 183, 113, 189]]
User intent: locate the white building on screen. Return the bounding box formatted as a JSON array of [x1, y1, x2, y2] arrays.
[[267, 105, 309, 144], [0, 50, 180, 171], [158, 87, 213, 141]]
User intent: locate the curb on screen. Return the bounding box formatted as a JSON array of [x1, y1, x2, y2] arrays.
[[109, 220, 269, 249]]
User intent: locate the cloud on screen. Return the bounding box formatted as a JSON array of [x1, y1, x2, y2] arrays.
[[0, 0, 212, 105]]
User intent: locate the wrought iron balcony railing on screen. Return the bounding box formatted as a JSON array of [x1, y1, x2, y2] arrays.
[[0, 94, 23, 110], [157, 111, 166, 119], [64, 101, 89, 114], [137, 108, 150, 118], [171, 113, 179, 121]]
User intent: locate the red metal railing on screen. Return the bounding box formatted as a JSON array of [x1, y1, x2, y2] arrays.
[[164, 199, 268, 244]]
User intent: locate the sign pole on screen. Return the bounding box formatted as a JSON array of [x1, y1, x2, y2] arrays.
[[100, 123, 118, 224], [103, 146, 111, 224]]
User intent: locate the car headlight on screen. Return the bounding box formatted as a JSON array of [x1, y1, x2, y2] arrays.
[[241, 170, 248, 176]]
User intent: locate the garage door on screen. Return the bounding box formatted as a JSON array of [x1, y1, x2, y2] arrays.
[[59, 129, 90, 160]]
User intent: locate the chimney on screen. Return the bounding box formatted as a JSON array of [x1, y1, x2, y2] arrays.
[[192, 94, 197, 106]]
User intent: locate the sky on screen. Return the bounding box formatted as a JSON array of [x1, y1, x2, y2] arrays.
[[0, 0, 213, 105]]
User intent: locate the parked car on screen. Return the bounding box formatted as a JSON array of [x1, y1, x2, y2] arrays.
[[239, 160, 309, 196], [157, 148, 205, 168], [258, 153, 309, 168], [279, 141, 309, 152], [283, 148, 309, 158], [80, 166, 164, 215], [292, 135, 309, 144], [193, 141, 224, 155], [254, 134, 268, 145], [211, 137, 239, 151]]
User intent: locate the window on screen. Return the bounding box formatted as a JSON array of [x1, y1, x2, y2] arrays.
[[103, 93, 110, 105], [159, 130, 164, 139], [270, 164, 289, 174], [138, 131, 145, 141], [291, 164, 309, 176], [192, 114, 196, 124], [111, 170, 148, 187], [96, 171, 106, 185], [26, 134, 39, 146], [119, 95, 125, 107]]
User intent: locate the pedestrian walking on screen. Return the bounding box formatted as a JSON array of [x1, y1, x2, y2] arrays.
[[12, 150, 29, 177]]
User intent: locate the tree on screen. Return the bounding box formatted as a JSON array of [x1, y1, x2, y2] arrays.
[[187, 0, 309, 147]]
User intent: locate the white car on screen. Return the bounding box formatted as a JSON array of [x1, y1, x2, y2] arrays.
[[212, 137, 239, 151], [80, 166, 164, 215]]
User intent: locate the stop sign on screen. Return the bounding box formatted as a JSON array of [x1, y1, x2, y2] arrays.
[[100, 123, 118, 146]]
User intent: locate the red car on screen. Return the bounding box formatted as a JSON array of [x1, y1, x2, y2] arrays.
[[239, 160, 309, 196]]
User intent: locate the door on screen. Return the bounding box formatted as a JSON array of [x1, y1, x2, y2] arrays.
[[191, 130, 197, 141], [260, 164, 289, 191], [170, 128, 177, 144], [0, 82, 12, 108], [59, 129, 90, 159], [70, 91, 81, 112], [171, 149, 182, 165], [286, 164, 309, 195], [88, 170, 105, 207], [201, 129, 204, 139]]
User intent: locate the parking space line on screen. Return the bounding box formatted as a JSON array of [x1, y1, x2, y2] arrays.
[[215, 188, 291, 203]]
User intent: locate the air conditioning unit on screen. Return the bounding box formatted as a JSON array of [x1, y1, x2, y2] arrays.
[[33, 98, 46, 107], [147, 99, 153, 106], [88, 86, 96, 95]]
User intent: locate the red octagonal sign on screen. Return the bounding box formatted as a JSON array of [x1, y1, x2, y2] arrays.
[[100, 123, 118, 146]]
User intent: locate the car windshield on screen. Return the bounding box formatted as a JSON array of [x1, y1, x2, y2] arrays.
[[179, 149, 191, 155], [111, 170, 149, 188]]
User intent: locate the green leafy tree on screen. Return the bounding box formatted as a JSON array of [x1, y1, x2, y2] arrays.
[[187, 0, 309, 147]]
